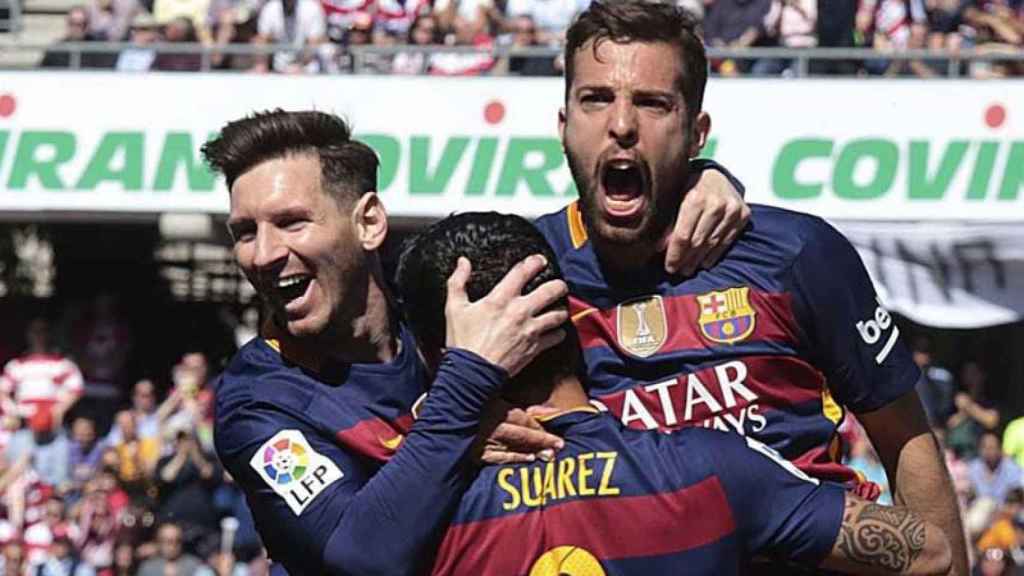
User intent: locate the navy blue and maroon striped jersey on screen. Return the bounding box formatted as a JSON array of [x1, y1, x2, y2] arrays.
[[432, 407, 846, 575], [213, 326, 505, 576], [534, 203, 921, 486]]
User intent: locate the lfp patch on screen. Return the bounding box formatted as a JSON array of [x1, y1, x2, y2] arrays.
[[250, 430, 343, 516], [697, 287, 756, 344]]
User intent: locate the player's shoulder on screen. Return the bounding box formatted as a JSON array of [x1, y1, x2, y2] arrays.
[[743, 204, 852, 265], [532, 204, 579, 255], [214, 339, 318, 455]]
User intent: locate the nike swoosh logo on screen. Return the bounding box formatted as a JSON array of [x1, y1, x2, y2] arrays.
[[380, 434, 404, 451]]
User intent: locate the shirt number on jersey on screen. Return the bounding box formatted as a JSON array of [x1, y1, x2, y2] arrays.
[[530, 546, 606, 576]]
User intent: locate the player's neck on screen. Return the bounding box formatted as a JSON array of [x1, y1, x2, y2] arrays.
[[530, 374, 592, 413], [333, 263, 399, 364]]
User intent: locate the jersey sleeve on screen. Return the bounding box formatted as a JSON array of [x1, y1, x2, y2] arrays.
[[215, 349, 505, 576], [788, 217, 920, 414], [689, 158, 746, 198], [707, 432, 845, 565]]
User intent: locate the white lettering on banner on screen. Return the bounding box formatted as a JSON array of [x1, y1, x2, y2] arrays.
[[0, 74, 1020, 222]]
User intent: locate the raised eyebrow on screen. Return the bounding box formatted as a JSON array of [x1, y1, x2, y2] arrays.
[[574, 84, 614, 95]]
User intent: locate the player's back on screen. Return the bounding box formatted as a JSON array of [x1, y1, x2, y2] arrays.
[[431, 407, 843, 576]]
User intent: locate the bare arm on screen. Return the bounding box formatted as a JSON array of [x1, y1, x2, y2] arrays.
[[858, 390, 968, 575], [820, 493, 951, 575]]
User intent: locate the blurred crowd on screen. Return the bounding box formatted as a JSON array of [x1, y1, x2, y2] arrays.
[[843, 336, 1024, 576], [1, 297, 1023, 575], [35, 0, 1024, 75], [0, 302, 264, 576]]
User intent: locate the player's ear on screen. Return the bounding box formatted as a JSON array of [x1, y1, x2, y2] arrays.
[[688, 111, 711, 159], [558, 106, 567, 143], [352, 191, 388, 251]]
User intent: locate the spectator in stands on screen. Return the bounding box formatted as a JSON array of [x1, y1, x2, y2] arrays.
[[429, 12, 495, 75], [163, 352, 215, 451], [948, 361, 1001, 459], [154, 16, 205, 71], [434, 0, 495, 32], [39, 7, 116, 68], [252, 0, 327, 73], [970, 431, 1024, 507], [108, 379, 176, 447], [155, 428, 219, 539], [111, 541, 137, 576], [68, 416, 106, 488], [137, 522, 203, 576], [319, 0, 371, 31], [815, 0, 860, 73], [1004, 413, 1024, 469], [504, 0, 583, 43], [977, 487, 1024, 552], [1, 541, 27, 576], [376, 0, 431, 37], [115, 13, 160, 72], [36, 532, 94, 576], [73, 292, 132, 420], [701, 0, 773, 74], [857, 0, 934, 76], [84, 0, 141, 40], [104, 410, 159, 491], [6, 409, 71, 490], [73, 476, 121, 573], [1, 318, 84, 430], [497, 14, 559, 76], [752, 0, 818, 75], [914, 336, 957, 426], [392, 12, 441, 74], [154, 0, 214, 42]]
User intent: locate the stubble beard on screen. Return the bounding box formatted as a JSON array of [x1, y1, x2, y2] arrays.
[[565, 144, 688, 266]]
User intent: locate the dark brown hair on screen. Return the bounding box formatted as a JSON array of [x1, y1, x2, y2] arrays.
[[201, 109, 378, 203], [564, 0, 708, 121]]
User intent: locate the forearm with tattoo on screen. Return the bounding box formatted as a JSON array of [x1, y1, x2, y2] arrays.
[[835, 498, 927, 573]]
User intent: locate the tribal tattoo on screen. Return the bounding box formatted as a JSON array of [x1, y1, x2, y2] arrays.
[[836, 498, 927, 573]]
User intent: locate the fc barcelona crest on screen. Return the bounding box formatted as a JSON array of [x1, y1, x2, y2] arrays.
[[616, 295, 668, 357], [697, 287, 756, 344]]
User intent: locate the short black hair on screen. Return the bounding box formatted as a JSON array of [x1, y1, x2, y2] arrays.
[[201, 109, 378, 203], [564, 0, 708, 121], [396, 212, 579, 387]]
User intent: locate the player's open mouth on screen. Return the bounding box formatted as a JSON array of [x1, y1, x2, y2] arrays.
[[600, 159, 648, 222], [275, 274, 313, 308]]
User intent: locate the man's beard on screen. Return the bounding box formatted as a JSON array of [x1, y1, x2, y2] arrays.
[[565, 145, 686, 248]]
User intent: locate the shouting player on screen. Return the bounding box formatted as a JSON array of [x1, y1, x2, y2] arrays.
[[533, 1, 968, 573], [203, 110, 749, 573], [396, 211, 952, 576]]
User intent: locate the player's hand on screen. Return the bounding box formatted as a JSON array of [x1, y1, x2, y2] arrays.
[[476, 401, 565, 465], [446, 255, 569, 377], [661, 168, 750, 276]]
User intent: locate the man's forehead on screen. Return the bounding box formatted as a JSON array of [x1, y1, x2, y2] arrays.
[[571, 39, 682, 89]]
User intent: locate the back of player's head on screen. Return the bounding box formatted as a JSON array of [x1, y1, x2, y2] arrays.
[[564, 0, 708, 122], [396, 212, 579, 387], [202, 109, 378, 205]]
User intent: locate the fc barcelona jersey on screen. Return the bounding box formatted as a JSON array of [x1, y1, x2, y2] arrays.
[[214, 326, 507, 575], [534, 203, 921, 485], [432, 407, 845, 575]]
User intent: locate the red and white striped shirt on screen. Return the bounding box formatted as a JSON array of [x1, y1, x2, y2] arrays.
[[0, 353, 84, 418]]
